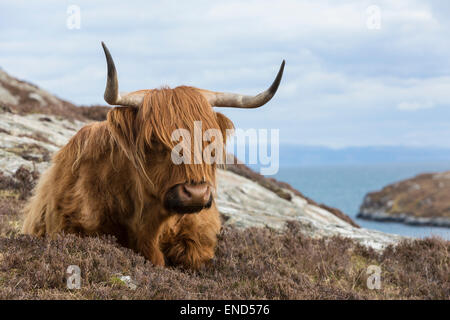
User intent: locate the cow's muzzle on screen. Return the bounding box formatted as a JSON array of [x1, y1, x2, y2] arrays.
[[164, 183, 213, 214]]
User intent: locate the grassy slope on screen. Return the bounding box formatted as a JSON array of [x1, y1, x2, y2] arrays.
[[0, 168, 448, 299]]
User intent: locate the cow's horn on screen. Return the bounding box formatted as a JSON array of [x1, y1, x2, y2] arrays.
[[101, 42, 144, 107], [201, 60, 285, 108]]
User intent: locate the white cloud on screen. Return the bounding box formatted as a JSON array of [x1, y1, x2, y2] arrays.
[[397, 101, 434, 111], [1, 0, 450, 147]]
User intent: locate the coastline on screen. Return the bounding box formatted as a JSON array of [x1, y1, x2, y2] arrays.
[[357, 210, 450, 228]]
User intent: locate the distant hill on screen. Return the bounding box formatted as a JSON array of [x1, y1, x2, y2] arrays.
[[358, 171, 450, 227], [278, 145, 450, 167], [235, 144, 450, 172]]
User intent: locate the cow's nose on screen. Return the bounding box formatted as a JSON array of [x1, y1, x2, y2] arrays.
[[164, 183, 213, 214], [178, 183, 211, 206]]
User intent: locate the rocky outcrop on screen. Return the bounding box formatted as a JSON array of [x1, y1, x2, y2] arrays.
[[0, 68, 405, 251], [0, 68, 83, 120], [358, 172, 450, 228], [0, 68, 109, 122], [225, 159, 360, 228], [217, 170, 403, 250], [0, 112, 85, 175]]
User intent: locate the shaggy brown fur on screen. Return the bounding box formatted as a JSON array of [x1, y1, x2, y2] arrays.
[[22, 86, 234, 269]]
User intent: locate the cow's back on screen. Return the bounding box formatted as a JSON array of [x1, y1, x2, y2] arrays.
[[22, 121, 117, 236]]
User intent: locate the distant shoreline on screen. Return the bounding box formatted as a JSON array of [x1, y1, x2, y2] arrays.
[[357, 211, 450, 228]]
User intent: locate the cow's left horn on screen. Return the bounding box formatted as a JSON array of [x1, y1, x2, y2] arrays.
[[201, 60, 285, 108], [102, 42, 145, 107]]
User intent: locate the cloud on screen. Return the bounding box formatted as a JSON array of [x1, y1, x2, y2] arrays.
[[397, 101, 434, 111], [0, 0, 450, 147]]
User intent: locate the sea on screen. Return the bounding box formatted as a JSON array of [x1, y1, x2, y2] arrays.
[[274, 162, 450, 240]]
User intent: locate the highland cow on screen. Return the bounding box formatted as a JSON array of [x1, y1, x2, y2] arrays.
[[22, 42, 284, 269]]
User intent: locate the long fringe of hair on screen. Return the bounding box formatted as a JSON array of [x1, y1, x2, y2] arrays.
[[60, 86, 232, 186]]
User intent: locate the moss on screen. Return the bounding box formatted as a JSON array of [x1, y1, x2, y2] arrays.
[[350, 254, 369, 269], [109, 276, 127, 288], [0, 189, 20, 198]]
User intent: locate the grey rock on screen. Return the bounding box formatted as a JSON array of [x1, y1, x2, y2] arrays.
[[217, 169, 404, 251]]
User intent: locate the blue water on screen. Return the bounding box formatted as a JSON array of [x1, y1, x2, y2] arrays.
[[274, 163, 450, 240]]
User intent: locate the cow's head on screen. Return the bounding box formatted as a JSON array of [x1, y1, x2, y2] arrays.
[[101, 42, 284, 215]]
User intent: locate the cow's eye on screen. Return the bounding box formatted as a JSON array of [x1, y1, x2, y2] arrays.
[[151, 142, 165, 152]]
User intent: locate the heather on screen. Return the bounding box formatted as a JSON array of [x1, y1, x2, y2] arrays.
[[0, 169, 448, 300]]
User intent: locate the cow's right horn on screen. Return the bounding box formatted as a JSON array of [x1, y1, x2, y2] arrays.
[[199, 60, 285, 109], [102, 42, 145, 107]]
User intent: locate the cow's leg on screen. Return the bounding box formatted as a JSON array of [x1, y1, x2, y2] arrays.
[[161, 207, 221, 269], [135, 215, 166, 267], [22, 202, 47, 236], [137, 237, 165, 267]]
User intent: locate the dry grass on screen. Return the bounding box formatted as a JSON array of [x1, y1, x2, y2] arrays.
[[0, 70, 110, 122], [0, 166, 39, 200], [0, 168, 448, 300], [77, 105, 110, 121], [18, 132, 57, 146], [5, 143, 51, 163], [0, 77, 84, 121]]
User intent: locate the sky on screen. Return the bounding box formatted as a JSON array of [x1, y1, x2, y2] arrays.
[[1, 0, 450, 148]]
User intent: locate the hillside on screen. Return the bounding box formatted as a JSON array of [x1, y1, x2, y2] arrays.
[[0, 68, 448, 299], [359, 172, 450, 227]]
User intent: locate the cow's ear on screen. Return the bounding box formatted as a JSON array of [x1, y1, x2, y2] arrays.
[[107, 107, 138, 151], [215, 112, 235, 144]]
